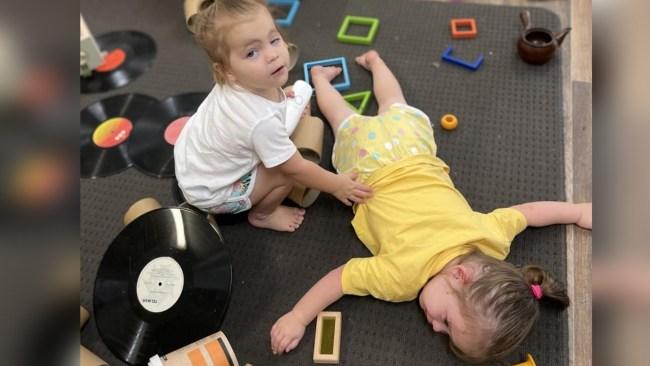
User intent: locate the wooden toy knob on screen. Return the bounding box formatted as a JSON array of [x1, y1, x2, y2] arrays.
[[440, 114, 458, 130]]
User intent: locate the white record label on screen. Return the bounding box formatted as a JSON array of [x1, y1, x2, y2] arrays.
[[136, 256, 184, 313]]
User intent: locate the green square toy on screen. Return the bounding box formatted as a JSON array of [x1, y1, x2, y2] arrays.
[[337, 16, 379, 45]]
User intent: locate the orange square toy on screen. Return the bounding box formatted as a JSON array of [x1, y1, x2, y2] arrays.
[[450, 18, 477, 39]]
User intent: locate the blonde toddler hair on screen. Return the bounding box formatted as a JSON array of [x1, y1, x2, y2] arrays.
[[192, 0, 270, 84], [449, 249, 570, 363]]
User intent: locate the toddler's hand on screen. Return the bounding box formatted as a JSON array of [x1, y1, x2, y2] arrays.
[[334, 171, 373, 206], [576, 202, 592, 229], [270, 311, 306, 355], [283, 86, 295, 98]]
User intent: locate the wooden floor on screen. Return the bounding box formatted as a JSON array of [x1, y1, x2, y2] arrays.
[[425, 1, 593, 365]]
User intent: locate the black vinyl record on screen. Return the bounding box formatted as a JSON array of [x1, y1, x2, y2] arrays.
[[128, 92, 207, 178], [81, 30, 156, 94], [81, 93, 158, 178], [93, 208, 232, 366]]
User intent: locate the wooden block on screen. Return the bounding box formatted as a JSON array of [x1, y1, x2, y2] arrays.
[[313, 311, 341, 364], [80, 306, 89, 328]]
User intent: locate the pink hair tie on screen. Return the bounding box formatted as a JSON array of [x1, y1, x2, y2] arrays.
[[531, 284, 543, 300]]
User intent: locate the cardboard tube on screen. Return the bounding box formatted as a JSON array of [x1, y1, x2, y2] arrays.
[[288, 184, 321, 208], [148, 331, 239, 366], [80, 346, 109, 366], [291, 116, 324, 163], [184, 0, 211, 33], [80, 306, 89, 329], [123, 198, 162, 226], [287, 43, 299, 71], [288, 116, 324, 207]]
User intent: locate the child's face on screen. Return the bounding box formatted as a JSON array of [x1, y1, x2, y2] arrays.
[[418, 265, 479, 355], [224, 6, 290, 96]]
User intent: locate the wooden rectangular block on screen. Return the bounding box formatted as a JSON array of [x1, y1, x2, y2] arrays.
[[313, 311, 341, 364]]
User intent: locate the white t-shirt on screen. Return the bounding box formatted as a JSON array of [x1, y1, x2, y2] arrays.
[[174, 83, 297, 209]]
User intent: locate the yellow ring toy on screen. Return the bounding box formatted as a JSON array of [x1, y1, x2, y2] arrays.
[[440, 114, 458, 130]]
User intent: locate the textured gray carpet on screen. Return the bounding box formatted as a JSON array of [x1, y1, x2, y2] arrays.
[[81, 0, 567, 365]]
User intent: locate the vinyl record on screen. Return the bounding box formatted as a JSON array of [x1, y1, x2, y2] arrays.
[[81, 93, 158, 178], [81, 30, 156, 94], [93, 208, 232, 366], [129, 92, 207, 178]]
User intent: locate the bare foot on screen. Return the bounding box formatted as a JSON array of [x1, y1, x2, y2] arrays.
[[248, 206, 306, 232], [310, 65, 341, 83], [355, 50, 381, 71]]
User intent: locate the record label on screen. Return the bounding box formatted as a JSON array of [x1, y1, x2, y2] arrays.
[[81, 93, 158, 178], [163, 116, 190, 145], [95, 48, 126, 72], [92, 117, 133, 148], [136, 256, 184, 313]]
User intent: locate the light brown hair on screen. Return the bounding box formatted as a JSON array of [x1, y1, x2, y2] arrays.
[[449, 249, 570, 363], [192, 0, 269, 84]]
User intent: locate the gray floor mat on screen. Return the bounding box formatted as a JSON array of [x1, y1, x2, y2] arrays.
[[81, 0, 567, 365]]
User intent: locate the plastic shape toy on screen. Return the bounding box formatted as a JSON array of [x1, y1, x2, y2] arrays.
[[450, 18, 477, 39], [268, 0, 300, 27], [343, 91, 372, 114], [441, 46, 484, 71], [303, 57, 351, 91], [337, 15, 379, 45], [440, 114, 458, 130]]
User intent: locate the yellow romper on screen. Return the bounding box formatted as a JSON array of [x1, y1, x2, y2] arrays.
[[332, 103, 436, 182]]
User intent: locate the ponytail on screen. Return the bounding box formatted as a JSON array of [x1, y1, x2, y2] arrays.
[[521, 265, 570, 308]]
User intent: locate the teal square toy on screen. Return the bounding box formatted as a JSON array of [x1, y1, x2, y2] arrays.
[[337, 16, 379, 45], [268, 0, 300, 28]]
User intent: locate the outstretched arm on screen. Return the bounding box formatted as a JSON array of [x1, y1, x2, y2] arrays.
[[512, 201, 592, 229], [278, 152, 372, 206], [271, 265, 344, 354]]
